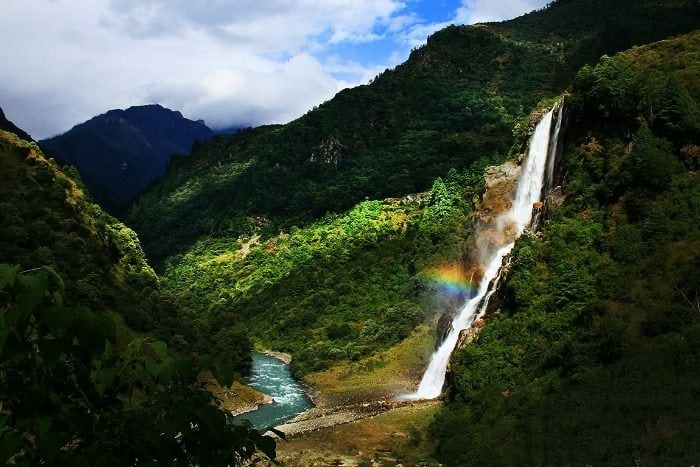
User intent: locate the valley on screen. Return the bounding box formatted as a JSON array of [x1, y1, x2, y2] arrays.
[[1, 0, 700, 465]]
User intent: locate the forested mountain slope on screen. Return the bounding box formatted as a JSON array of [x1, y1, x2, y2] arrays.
[[1, 130, 163, 331], [0, 130, 251, 372], [40, 104, 214, 214], [433, 30, 700, 466], [0, 129, 275, 464], [128, 0, 700, 266], [154, 160, 499, 377]]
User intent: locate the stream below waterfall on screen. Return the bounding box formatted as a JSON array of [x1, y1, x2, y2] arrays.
[[233, 352, 312, 430]]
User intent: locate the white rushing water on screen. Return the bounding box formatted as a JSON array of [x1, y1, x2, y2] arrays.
[[545, 104, 564, 196], [404, 106, 558, 400]]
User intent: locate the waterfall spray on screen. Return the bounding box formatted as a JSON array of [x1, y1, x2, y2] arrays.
[[404, 104, 563, 400]]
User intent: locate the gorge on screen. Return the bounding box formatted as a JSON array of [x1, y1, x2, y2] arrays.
[[1, 1, 700, 465]]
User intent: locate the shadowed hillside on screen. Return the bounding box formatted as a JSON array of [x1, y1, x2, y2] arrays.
[[0, 129, 251, 372], [0, 106, 32, 141]]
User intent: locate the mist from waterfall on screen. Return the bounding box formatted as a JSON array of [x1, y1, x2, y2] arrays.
[[404, 105, 561, 400]]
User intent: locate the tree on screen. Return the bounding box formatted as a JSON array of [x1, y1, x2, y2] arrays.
[[0, 264, 276, 466], [625, 123, 679, 191], [427, 177, 453, 219]]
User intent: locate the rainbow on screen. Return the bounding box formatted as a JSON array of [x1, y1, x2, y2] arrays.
[[425, 265, 477, 297]]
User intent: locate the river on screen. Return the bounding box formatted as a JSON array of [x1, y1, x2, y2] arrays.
[[233, 352, 312, 430]]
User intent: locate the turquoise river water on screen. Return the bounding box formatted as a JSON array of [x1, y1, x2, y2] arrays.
[[233, 352, 312, 429]]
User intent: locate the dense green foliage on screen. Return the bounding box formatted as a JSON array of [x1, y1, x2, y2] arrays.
[[160, 159, 496, 376], [490, 0, 700, 67], [0, 264, 275, 466], [1, 131, 161, 332], [0, 130, 252, 374], [433, 31, 700, 465], [4, 1, 700, 463], [128, 0, 700, 267]]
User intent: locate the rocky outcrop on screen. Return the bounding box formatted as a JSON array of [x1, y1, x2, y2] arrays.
[[436, 303, 461, 347], [544, 185, 566, 211], [467, 159, 524, 263], [309, 136, 344, 167], [479, 160, 521, 219], [386, 192, 429, 206], [202, 375, 274, 416], [530, 201, 545, 231]]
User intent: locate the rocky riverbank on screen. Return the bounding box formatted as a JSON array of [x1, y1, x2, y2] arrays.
[[275, 399, 442, 466], [274, 396, 439, 437], [202, 374, 274, 416], [259, 326, 441, 464]]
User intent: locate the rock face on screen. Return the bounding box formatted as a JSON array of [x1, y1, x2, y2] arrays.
[[309, 136, 344, 167], [473, 159, 524, 255], [436, 303, 461, 347], [545, 185, 566, 211], [480, 160, 521, 219], [40, 104, 214, 214]]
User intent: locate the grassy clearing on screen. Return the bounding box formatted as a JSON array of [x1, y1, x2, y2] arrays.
[[305, 324, 436, 404]]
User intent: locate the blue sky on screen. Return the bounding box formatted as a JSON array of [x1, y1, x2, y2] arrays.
[[317, 0, 464, 76], [0, 0, 549, 138]]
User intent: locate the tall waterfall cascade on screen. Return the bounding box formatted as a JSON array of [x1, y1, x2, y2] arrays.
[[404, 103, 564, 400]]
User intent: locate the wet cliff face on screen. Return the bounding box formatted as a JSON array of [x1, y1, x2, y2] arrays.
[[480, 161, 521, 219], [434, 158, 528, 343], [457, 157, 525, 281]]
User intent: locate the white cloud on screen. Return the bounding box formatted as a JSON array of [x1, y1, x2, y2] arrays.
[[0, 0, 406, 138], [0, 0, 549, 139], [454, 0, 547, 24]]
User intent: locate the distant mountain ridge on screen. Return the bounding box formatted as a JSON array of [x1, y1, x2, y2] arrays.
[[0, 106, 32, 141], [127, 0, 700, 266], [40, 104, 214, 213]]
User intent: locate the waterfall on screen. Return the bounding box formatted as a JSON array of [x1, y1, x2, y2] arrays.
[[544, 101, 565, 196], [404, 104, 562, 400]]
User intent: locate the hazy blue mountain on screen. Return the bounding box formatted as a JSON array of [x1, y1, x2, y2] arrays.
[[40, 104, 214, 213]]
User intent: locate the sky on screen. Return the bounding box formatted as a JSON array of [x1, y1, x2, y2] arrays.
[[0, 0, 550, 139]]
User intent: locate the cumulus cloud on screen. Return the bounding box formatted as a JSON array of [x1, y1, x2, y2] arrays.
[[105, 0, 406, 51], [0, 0, 548, 139], [0, 0, 408, 138]]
